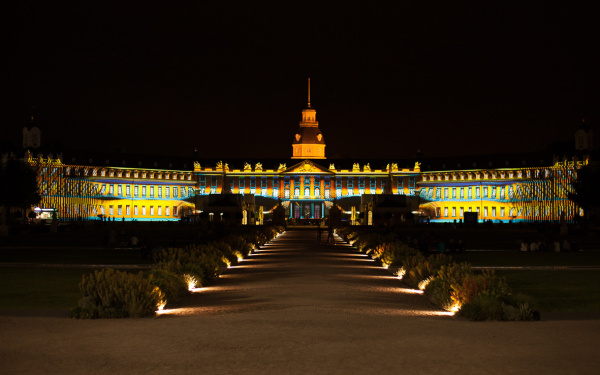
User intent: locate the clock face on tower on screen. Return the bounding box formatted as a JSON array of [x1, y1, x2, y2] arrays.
[[295, 134, 301, 141], [317, 134, 322, 141]]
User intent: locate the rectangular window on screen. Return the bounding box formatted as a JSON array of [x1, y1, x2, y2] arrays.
[[500, 187, 505, 199], [467, 187, 472, 199], [126, 205, 130, 216], [173, 206, 178, 216], [484, 207, 488, 217], [150, 186, 155, 198], [134, 205, 138, 216], [181, 187, 186, 198], [142, 186, 147, 197], [134, 185, 139, 197], [142, 206, 146, 215], [126, 185, 131, 197], [118, 205, 122, 216], [460, 207, 464, 217], [492, 207, 497, 217], [100, 206, 105, 215], [158, 186, 162, 198], [444, 207, 448, 216], [150, 206, 154, 216], [165, 187, 170, 198], [452, 187, 457, 199], [491, 187, 497, 199], [444, 188, 449, 199], [173, 187, 178, 198], [109, 205, 114, 215], [483, 186, 488, 198], [452, 207, 456, 217], [165, 206, 170, 216], [118, 185, 123, 196], [436, 188, 441, 199], [501, 207, 505, 217], [468, 207, 472, 212], [459, 188, 464, 199], [109, 184, 114, 195], [475, 187, 480, 199], [211, 177, 217, 194], [158, 206, 162, 216]]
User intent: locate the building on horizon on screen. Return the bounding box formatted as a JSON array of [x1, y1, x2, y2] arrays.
[[6, 81, 592, 225]]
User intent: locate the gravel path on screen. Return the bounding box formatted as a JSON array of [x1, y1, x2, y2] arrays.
[[1, 229, 599, 374]]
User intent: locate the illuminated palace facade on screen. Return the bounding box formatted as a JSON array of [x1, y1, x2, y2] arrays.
[[26, 83, 588, 224]]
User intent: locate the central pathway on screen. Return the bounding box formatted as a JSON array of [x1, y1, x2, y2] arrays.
[[2, 229, 599, 374], [171, 228, 440, 317]]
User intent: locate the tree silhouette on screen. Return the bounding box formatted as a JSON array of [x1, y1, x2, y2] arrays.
[[567, 165, 600, 222], [0, 159, 41, 224]]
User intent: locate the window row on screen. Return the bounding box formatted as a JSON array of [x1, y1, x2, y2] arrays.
[[439, 206, 520, 218], [103, 205, 179, 217], [101, 184, 194, 199], [424, 186, 516, 200]]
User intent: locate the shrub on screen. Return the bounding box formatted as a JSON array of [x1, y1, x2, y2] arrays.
[[451, 269, 511, 308], [502, 293, 540, 321], [73, 268, 165, 319], [457, 294, 505, 321], [401, 253, 427, 289], [153, 244, 224, 286], [211, 240, 241, 265], [424, 262, 472, 311], [372, 241, 419, 267], [147, 268, 189, 306], [223, 234, 253, 257]]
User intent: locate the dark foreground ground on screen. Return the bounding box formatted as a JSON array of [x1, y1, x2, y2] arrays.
[[1, 229, 599, 374]]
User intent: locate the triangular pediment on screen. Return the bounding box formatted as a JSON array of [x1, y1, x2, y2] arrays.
[[281, 160, 334, 174]]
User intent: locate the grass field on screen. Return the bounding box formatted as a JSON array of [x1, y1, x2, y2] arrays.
[[498, 270, 600, 312], [0, 267, 93, 310], [453, 250, 600, 267], [0, 247, 148, 265]]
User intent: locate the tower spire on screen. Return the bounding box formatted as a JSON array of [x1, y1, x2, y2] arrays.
[[308, 78, 311, 108]]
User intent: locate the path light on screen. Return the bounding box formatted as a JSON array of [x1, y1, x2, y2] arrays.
[[418, 276, 433, 291], [396, 267, 406, 280], [156, 299, 167, 312], [448, 302, 461, 314], [184, 274, 198, 291]]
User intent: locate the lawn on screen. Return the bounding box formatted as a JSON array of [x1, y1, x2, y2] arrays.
[[0, 247, 148, 265], [497, 270, 600, 312], [452, 250, 600, 267], [0, 267, 96, 310]]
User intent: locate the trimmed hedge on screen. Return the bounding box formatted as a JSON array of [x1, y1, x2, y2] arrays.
[[72, 268, 165, 319], [339, 226, 539, 321], [73, 225, 285, 318]]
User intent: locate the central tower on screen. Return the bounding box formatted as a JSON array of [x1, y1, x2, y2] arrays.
[[292, 78, 326, 159]]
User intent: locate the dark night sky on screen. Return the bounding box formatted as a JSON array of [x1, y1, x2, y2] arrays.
[[4, 2, 597, 160]]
